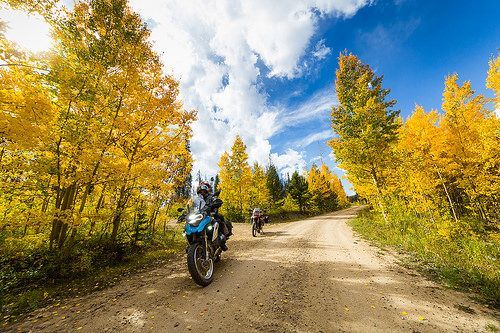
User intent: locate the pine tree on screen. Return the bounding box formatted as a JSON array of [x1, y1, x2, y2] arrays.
[[266, 162, 283, 209], [213, 174, 220, 192], [287, 171, 310, 212]]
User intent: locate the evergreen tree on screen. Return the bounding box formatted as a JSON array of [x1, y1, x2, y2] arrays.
[[287, 171, 310, 212], [266, 163, 283, 208], [213, 174, 220, 192]]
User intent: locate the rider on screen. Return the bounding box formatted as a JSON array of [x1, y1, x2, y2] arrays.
[[196, 182, 231, 250], [252, 207, 262, 227]]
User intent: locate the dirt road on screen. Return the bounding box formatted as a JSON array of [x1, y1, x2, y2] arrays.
[[9, 207, 499, 332]]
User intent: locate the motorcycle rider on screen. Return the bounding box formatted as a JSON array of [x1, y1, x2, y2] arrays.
[[196, 182, 232, 250], [252, 207, 263, 228]]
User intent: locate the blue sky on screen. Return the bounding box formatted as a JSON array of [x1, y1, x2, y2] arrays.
[[266, 0, 499, 193], [2, 0, 499, 195]]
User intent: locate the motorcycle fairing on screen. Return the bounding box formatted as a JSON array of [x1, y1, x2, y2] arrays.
[[185, 215, 212, 235]]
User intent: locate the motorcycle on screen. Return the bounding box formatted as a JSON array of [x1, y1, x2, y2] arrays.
[[251, 208, 264, 237], [178, 190, 226, 286]]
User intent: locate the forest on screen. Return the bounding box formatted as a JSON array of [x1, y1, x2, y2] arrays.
[[0, 0, 348, 318], [217, 135, 348, 223], [330, 52, 499, 304]]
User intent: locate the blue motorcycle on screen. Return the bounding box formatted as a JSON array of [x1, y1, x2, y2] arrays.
[[178, 192, 226, 286]]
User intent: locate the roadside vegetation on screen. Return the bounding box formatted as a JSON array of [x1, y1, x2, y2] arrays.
[[330, 52, 499, 305], [351, 209, 499, 306]]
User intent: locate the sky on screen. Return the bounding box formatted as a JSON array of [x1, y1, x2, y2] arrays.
[[1, 0, 499, 195]]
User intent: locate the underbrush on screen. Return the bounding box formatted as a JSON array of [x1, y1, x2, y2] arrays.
[[267, 210, 315, 223], [265, 206, 351, 224], [0, 225, 185, 323], [350, 209, 500, 307]]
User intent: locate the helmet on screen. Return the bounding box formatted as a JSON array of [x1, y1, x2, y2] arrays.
[[196, 181, 212, 195]]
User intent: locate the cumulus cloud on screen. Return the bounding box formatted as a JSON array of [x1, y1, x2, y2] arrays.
[[126, 0, 368, 176], [271, 149, 307, 178]]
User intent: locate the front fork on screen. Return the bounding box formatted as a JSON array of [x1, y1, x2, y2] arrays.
[[204, 231, 210, 260], [204, 228, 222, 259]]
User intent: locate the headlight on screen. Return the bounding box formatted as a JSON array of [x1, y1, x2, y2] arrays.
[[187, 213, 203, 225]]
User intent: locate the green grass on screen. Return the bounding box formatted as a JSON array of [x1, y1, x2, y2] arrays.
[[350, 209, 500, 307]]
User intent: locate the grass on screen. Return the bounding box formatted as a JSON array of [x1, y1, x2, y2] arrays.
[[0, 226, 185, 325], [349, 208, 500, 308]]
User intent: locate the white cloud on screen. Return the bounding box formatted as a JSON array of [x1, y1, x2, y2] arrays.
[[312, 39, 331, 60], [280, 87, 337, 130], [310, 155, 323, 163], [0, 1, 369, 187], [293, 129, 333, 148], [126, 0, 370, 178], [271, 149, 307, 178], [357, 18, 420, 54], [0, 8, 51, 53]]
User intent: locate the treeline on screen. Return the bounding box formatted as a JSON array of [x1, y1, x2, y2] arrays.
[[0, 0, 194, 280], [217, 136, 348, 222], [330, 52, 499, 301], [330, 52, 499, 229]]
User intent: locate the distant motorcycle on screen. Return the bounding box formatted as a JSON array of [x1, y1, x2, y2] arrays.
[[178, 190, 226, 286], [251, 207, 266, 237]]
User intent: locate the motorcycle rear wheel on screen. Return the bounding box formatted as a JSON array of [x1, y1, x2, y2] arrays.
[[187, 243, 214, 286]]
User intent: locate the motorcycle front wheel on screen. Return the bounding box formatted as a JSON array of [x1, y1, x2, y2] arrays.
[[252, 221, 257, 237], [187, 243, 214, 286]]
